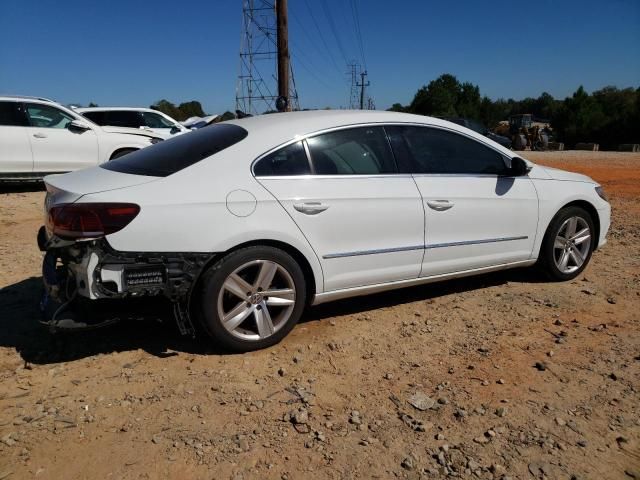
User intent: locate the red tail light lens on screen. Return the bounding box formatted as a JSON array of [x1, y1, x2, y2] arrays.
[[48, 203, 140, 239]]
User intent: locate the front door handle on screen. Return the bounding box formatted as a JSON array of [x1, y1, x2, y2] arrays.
[[293, 202, 329, 215], [426, 200, 454, 211], [33, 132, 47, 139]]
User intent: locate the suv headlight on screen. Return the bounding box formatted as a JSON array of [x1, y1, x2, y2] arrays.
[[595, 186, 608, 201]]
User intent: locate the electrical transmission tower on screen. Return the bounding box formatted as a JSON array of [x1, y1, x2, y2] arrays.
[[236, 0, 299, 115], [347, 63, 360, 109]]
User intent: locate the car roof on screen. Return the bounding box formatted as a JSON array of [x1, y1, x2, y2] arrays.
[[225, 110, 514, 158], [0, 95, 55, 103], [77, 107, 158, 113]]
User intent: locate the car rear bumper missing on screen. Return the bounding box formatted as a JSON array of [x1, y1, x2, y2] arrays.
[[38, 226, 213, 334]]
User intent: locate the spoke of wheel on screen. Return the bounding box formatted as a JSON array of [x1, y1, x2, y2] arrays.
[[255, 302, 275, 338], [263, 288, 295, 306], [558, 250, 570, 270], [223, 302, 254, 331], [255, 261, 278, 291], [565, 217, 578, 237], [570, 246, 585, 264], [571, 228, 591, 245], [224, 273, 254, 300], [554, 237, 566, 249]]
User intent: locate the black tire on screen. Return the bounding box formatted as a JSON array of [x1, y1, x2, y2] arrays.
[[539, 206, 596, 281], [197, 246, 307, 352], [110, 148, 137, 160]]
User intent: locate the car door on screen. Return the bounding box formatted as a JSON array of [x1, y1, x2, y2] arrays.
[[387, 125, 538, 277], [255, 126, 425, 292], [0, 101, 33, 175], [24, 102, 98, 173]]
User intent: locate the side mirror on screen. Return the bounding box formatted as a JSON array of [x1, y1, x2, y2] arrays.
[[68, 119, 91, 132], [170, 126, 181, 134], [509, 157, 531, 176]]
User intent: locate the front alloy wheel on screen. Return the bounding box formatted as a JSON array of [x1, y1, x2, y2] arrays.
[[541, 206, 595, 281], [199, 246, 306, 351], [552, 216, 591, 274]]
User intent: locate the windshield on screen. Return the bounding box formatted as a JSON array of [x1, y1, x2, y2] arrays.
[[101, 123, 248, 177]]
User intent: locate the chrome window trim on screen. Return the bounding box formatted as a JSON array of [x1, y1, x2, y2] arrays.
[[250, 121, 515, 178], [322, 236, 529, 260]]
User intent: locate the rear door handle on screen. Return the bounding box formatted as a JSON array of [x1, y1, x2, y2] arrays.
[[33, 132, 47, 139], [293, 202, 329, 215], [426, 200, 454, 211]]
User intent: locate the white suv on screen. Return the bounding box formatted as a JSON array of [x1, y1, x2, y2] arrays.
[[77, 107, 188, 136], [0, 96, 164, 181]]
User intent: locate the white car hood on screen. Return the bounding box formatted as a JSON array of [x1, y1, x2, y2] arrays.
[[44, 166, 159, 204], [541, 166, 596, 184]]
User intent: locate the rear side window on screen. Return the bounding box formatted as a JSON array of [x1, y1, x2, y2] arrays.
[[307, 126, 397, 175], [0, 101, 29, 126], [106, 111, 144, 128], [102, 123, 248, 177], [82, 111, 107, 124], [254, 142, 310, 176], [388, 126, 507, 175]]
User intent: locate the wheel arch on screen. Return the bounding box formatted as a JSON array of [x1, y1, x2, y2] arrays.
[[539, 199, 601, 256], [193, 239, 319, 307], [557, 200, 600, 249]]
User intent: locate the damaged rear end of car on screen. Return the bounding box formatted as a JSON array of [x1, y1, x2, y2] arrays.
[[37, 124, 251, 335], [39, 179, 211, 336]]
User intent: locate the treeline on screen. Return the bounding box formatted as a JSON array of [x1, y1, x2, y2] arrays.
[[389, 74, 640, 150], [149, 99, 206, 121]]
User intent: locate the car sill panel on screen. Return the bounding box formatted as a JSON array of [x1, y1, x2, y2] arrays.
[[311, 259, 536, 305]]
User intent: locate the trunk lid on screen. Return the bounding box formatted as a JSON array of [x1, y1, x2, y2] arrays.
[[44, 166, 160, 206]]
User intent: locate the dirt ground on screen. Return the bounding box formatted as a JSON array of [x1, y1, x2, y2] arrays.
[[0, 151, 638, 480]]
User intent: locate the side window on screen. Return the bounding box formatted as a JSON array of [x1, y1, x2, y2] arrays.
[[307, 126, 397, 175], [142, 112, 175, 129], [392, 126, 508, 175], [82, 111, 106, 125], [105, 111, 144, 128], [254, 141, 311, 176], [0, 102, 29, 126], [25, 103, 74, 129]]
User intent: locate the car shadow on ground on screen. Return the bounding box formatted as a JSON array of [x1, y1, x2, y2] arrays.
[[0, 268, 549, 365], [0, 183, 46, 194]]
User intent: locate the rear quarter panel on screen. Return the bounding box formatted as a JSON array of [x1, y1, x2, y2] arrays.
[[79, 147, 326, 292]]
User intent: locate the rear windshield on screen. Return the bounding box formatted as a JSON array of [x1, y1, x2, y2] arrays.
[[101, 123, 248, 177]]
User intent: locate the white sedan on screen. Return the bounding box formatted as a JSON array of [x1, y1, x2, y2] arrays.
[[38, 110, 610, 351], [0, 96, 164, 181]]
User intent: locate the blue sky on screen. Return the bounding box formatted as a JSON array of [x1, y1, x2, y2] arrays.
[[0, 0, 638, 114]]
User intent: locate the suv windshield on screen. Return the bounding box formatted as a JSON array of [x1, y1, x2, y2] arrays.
[[101, 123, 248, 177]]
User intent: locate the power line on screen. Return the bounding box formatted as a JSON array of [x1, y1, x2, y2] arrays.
[[350, 0, 367, 70], [289, 5, 344, 80], [303, 0, 344, 76], [320, 0, 350, 66]]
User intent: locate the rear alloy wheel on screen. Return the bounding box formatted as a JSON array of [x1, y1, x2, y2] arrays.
[[198, 246, 306, 351], [540, 206, 595, 281]]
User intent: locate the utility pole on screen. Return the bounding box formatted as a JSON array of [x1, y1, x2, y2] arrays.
[[275, 0, 290, 111], [357, 70, 370, 110], [236, 0, 299, 115]]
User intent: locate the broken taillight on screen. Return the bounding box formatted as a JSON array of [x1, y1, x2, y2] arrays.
[[48, 203, 140, 239]]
